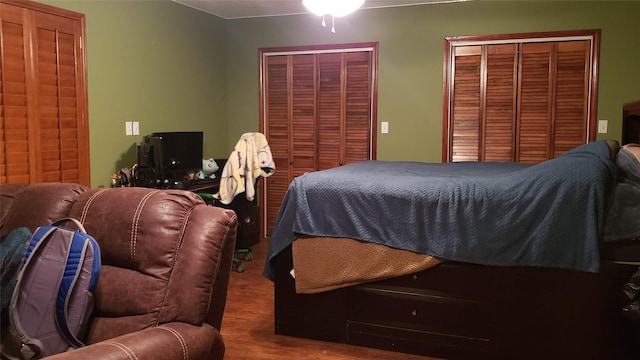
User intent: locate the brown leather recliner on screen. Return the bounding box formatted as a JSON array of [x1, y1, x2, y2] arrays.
[[0, 183, 237, 360]]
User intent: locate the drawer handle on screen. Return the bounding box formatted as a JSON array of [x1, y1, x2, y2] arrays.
[[412, 275, 418, 280], [411, 310, 417, 317]]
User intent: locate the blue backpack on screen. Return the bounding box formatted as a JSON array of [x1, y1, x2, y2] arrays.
[[1, 218, 101, 360]]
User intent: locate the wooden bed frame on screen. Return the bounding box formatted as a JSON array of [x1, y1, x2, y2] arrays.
[[272, 243, 640, 359]]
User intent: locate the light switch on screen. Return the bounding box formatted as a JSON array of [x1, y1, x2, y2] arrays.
[[381, 122, 389, 134], [598, 120, 608, 134], [125, 121, 133, 136], [133, 121, 140, 135]]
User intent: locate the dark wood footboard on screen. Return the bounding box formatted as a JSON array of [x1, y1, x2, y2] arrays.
[[273, 245, 640, 360]]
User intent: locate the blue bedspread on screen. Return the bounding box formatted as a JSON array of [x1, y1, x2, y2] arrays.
[[264, 141, 617, 280]]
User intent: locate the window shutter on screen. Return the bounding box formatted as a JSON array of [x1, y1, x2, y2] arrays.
[[35, 12, 84, 182], [1, 4, 34, 183], [1, 1, 89, 185]]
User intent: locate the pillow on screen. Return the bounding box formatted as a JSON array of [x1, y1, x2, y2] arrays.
[[623, 143, 640, 159], [617, 144, 640, 184]]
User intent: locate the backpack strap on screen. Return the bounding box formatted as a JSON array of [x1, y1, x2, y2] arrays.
[[7, 226, 58, 359], [50, 217, 88, 233], [54, 231, 91, 348]]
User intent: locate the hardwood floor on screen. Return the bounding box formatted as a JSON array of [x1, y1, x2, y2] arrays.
[[220, 238, 439, 360]]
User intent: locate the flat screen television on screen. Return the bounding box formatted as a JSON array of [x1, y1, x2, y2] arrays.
[[137, 131, 203, 187]]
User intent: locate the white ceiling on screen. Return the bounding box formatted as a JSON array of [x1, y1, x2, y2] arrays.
[[172, 0, 463, 19]]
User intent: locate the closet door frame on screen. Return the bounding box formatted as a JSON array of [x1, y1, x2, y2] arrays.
[[259, 42, 379, 237], [442, 29, 600, 163]]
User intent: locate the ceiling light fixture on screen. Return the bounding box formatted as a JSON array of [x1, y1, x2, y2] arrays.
[[302, 0, 365, 33]]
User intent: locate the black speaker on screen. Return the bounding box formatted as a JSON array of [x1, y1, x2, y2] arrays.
[[623, 114, 640, 145], [218, 196, 259, 250], [211, 158, 260, 250]]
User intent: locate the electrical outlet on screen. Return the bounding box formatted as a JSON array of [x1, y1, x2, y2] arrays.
[[598, 120, 608, 134], [125, 121, 133, 136], [381, 122, 389, 134], [133, 121, 140, 135]]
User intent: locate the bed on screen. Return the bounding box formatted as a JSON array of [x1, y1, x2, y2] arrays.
[[264, 140, 640, 359]]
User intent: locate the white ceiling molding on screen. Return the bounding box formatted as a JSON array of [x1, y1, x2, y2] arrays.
[[172, 0, 468, 19]]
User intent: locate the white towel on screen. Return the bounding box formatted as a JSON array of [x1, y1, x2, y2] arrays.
[[214, 132, 275, 204]]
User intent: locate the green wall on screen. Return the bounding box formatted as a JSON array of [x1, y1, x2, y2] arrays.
[[39, 1, 640, 186], [41, 0, 228, 187], [225, 0, 640, 163]]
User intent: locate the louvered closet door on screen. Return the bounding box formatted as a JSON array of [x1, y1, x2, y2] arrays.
[[291, 55, 317, 176], [446, 32, 596, 164], [317, 52, 372, 169], [517, 41, 591, 163], [1, 1, 89, 185], [552, 41, 590, 157], [484, 44, 517, 162], [262, 47, 375, 236], [450, 44, 524, 162], [343, 52, 372, 164], [317, 53, 342, 170], [450, 46, 481, 162], [517, 42, 553, 163], [264, 54, 320, 235], [264, 55, 292, 234]]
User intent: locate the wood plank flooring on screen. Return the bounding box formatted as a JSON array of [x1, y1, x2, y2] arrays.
[[220, 238, 439, 359]]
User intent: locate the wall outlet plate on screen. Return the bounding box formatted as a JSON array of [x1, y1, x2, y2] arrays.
[[598, 120, 608, 134]]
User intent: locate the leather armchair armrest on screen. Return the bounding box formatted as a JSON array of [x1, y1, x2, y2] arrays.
[[46, 322, 224, 360]]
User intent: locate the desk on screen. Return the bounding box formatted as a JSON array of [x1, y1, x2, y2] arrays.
[[183, 179, 220, 193]]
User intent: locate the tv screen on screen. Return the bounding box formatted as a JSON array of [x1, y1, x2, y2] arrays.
[[154, 131, 203, 177], [134, 131, 203, 188]]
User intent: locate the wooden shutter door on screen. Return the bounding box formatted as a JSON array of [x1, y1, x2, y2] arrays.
[[449, 44, 517, 162], [264, 54, 320, 235], [291, 54, 317, 176], [450, 46, 482, 162], [517, 42, 553, 163], [264, 55, 291, 235], [262, 45, 377, 236], [1, 1, 89, 185], [445, 31, 598, 164], [316, 53, 342, 170], [1, 3, 33, 183], [553, 40, 590, 157], [316, 52, 372, 168], [344, 51, 372, 164], [517, 40, 591, 162], [484, 44, 517, 162], [34, 10, 88, 183]]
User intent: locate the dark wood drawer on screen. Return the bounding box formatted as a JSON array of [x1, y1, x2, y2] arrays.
[[348, 284, 491, 339], [361, 261, 493, 301], [347, 321, 492, 360]]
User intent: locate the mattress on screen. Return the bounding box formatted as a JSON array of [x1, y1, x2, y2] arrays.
[[264, 141, 617, 281]]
